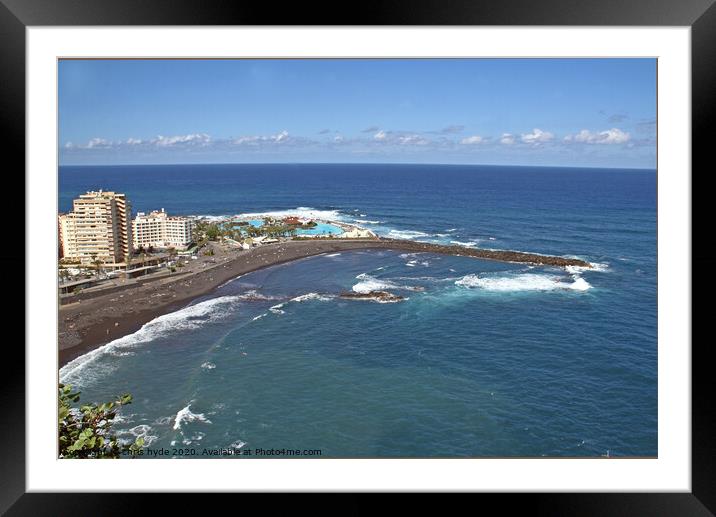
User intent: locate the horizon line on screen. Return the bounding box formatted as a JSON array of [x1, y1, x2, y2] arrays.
[[58, 161, 657, 171]]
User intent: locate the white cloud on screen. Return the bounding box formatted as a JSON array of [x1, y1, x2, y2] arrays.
[[126, 138, 142, 145], [86, 137, 112, 149], [233, 130, 291, 145], [566, 128, 631, 144], [154, 133, 211, 147], [398, 134, 429, 145], [233, 135, 261, 145], [521, 128, 554, 144], [460, 135, 483, 145], [499, 133, 515, 145], [373, 130, 387, 141], [334, 135, 344, 142]]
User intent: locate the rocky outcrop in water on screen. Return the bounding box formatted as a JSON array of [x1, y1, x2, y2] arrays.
[[339, 290, 405, 303]]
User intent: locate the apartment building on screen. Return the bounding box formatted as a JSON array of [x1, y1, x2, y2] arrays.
[[132, 209, 194, 250], [58, 190, 133, 264]]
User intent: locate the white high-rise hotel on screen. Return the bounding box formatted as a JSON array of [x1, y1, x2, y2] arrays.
[[132, 209, 194, 250], [58, 190, 132, 264]]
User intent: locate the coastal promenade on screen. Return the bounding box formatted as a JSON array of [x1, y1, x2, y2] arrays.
[[59, 237, 590, 366]]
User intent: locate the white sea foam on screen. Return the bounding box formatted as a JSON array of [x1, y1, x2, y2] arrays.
[[191, 214, 228, 223], [236, 289, 281, 301], [386, 229, 431, 239], [354, 219, 382, 224], [252, 313, 267, 321], [201, 362, 216, 370], [352, 274, 421, 294], [565, 262, 609, 274], [324, 252, 342, 257], [217, 274, 244, 290], [115, 424, 158, 447], [269, 303, 285, 314], [352, 277, 399, 293], [445, 228, 458, 232], [455, 273, 592, 292], [290, 292, 334, 302], [450, 240, 481, 248], [59, 295, 244, 386], [173, 403, 212, 430], [235, 207, 346, 222]]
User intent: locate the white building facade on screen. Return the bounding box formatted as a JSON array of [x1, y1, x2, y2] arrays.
[[59, 190, 132, 264], [132, 209, 194, 250]]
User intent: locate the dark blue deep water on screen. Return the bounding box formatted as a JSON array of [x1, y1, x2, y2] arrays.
[[59, 164, 657, 457]]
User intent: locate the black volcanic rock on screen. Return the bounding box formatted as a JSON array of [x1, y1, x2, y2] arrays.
[[339, 290, 405, 302]]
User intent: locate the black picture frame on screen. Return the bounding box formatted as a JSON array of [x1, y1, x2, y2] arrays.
[[3, 0, 713, 513]]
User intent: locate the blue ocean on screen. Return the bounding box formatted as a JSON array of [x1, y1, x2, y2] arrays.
[[58, 164, 657, 457]]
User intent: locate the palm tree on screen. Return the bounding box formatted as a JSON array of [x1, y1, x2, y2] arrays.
[[90, 253, 103, 279], [167, 246, 177, 269]]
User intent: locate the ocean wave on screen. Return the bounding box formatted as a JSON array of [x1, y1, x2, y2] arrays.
[[236, 289, 281, 301], [386, 229, 431, 240], [59, 295, 244, 386], [173, 403, 212, 430], [290, 292, 335, 302], [450, 240, 481, 248], [235, 207, 347, 222], [201, 362, 216, 370], [269, 303, 285, 315], [566, 262, 610, 274], [353, 273, 399, 293], [354, 219, 383, 224], [353, 273, 423, 294], [324, 252, 342, 257], [455, 273, 592, 292]]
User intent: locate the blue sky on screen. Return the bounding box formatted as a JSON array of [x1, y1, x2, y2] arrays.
[[59, 59, 656, 168]]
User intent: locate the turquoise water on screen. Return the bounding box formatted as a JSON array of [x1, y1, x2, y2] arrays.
[[58, 164, 656, 457], [296, 222, 343, 236], [233, 219, 344, 237]]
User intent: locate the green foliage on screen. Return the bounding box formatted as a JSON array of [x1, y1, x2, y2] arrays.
[[58, 383, 144, 459], [205, 225, 220, 240]]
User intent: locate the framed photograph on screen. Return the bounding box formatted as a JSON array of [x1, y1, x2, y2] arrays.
[[6, 0, 713, 511]]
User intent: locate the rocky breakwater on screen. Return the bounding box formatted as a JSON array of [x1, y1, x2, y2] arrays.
[[373, 239, 592, 268]]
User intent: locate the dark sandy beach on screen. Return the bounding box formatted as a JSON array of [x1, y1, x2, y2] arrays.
[[59, 238, 589, 367]]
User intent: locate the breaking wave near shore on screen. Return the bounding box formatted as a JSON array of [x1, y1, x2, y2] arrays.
[[59, 295, 245, 387]]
